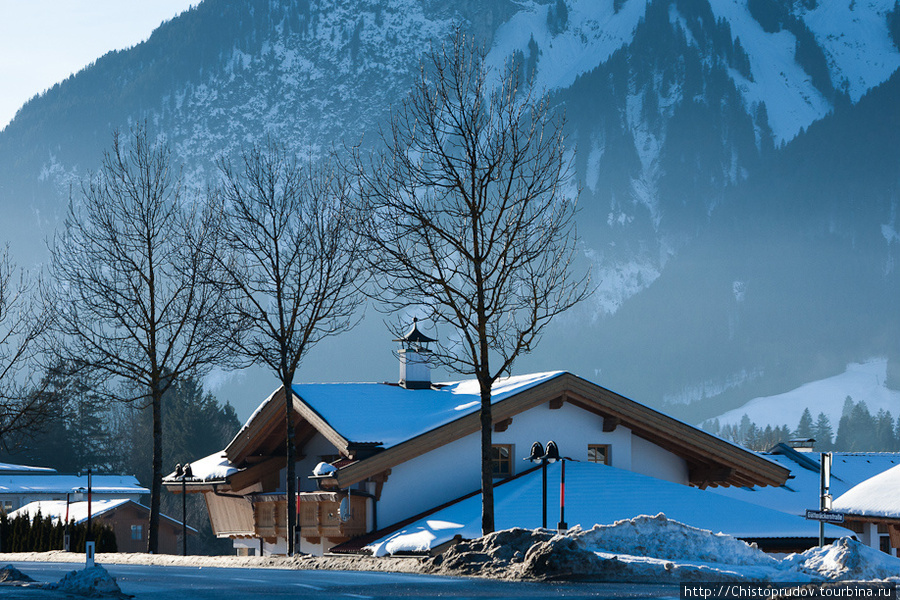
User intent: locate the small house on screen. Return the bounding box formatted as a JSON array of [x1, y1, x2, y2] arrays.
[[832, 463, 900, 556], [11, 498, 197, 554]]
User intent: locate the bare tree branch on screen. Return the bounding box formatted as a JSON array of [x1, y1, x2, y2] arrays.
[[0, 247, 55, 444], [210, 139, 366, 556], [353, 31, 592, 535], [45, 124, 244, 553]]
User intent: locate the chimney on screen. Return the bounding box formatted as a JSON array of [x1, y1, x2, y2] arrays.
[[394, 318, 436, 390]]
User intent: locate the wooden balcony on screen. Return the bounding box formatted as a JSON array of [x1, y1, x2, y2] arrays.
[[237, 491, 368, 546], [298, 492, 367, 544]]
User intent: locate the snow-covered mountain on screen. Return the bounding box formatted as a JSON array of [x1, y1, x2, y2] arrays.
[[709, 358, 900, 431], [1, 0, 899, 422]]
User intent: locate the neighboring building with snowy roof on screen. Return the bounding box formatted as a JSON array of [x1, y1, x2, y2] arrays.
[[832, 463, 900, 557], [0, 462, 56, 474], [709, 444, 900, 517], [11, 498, 196, 554], [0, 471, 148, 515], [164, 330, 792, 557]]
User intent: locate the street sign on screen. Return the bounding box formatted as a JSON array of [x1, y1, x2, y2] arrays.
[[806, 509, 845, 523]]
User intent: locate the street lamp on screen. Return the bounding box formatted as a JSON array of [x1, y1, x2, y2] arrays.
[[524, 442, 548, 529], [524, 440, 567, 531], [525, 441, 572, 534], [175, 462, 192, 556]]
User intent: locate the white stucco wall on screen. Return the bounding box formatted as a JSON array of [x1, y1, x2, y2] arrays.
[[376, 400, 689, 528], [631, 435, 689, 485]]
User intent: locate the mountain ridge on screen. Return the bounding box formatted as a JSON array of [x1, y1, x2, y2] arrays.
[[1, 0, 899, 421]]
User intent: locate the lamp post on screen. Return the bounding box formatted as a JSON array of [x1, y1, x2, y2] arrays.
[[525, 441, 567, 531], [524, 442, 548, 529], [78, 469, 94, 567], [64, 492, 71, 552], [175, 462, 192, 556]]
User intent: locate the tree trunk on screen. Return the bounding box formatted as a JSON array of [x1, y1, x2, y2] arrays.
[[148, 386, 162, 554], [480, 385, 494, 535], [284, 380, 296, 556]]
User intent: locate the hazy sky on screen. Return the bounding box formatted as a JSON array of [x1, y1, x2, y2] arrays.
[[0, 1, 198, 131]]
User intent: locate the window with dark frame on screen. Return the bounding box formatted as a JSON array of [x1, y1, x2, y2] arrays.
[[588, 444, 611, 465], [491, 444, 514, 478], [131, 524, 143, 540]]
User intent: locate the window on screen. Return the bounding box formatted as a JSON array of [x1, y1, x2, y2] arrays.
[[2, 501, 13, 513], [131, 525, 143, 540], [880, 535, 892, 554], [491, 444, 514, 478], [588, 444, 611, 465]]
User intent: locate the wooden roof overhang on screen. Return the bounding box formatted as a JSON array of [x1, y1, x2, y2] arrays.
[[840, 512, 900, 524], [329, 372, 790, 490], [224, 387, 352, 467]]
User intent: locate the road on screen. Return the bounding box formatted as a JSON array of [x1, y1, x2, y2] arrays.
[[0, 561, 679, 599]]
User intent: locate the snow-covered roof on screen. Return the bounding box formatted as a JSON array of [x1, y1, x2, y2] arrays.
[[10, 499, 198, 532], [286, 371, 565, 449], [0, 473, 148, 496], [710, 451, 900, 517], [162, 452, 239, 483], [833, 463, 900, 519], [364, 461, 846, 556], [0, 462, 56, 474]]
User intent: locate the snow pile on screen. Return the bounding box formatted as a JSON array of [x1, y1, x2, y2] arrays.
[[426, 514, 900, 583], [48, 565, 125, 597], [425, 514, 795, 582], [575, 513, 776, 566], [786, 537, 900, 581], [0, 564, 34, 583]]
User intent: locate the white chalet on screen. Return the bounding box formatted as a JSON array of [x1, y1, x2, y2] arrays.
[[166, 326, 792, 556]]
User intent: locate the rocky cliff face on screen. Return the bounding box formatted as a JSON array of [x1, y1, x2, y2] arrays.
[[2, 0, 899, 420]]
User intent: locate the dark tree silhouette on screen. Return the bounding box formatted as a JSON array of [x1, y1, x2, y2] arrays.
[[211, 140, 365, 555], [354, 31, 591, 535], [46, 124, 241, 553]]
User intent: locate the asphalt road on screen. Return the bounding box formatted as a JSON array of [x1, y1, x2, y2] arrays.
[[0, 561, 679, 599]]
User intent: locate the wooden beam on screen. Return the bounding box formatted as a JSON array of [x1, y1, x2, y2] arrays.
[[228, 457, 284, 493], [494, 417, 513, 432], [602, 416, 620, 432], [548, 396, 564, 410], [372, 469, 391, 500], [890, 525, 900, 549], [689, 466, 735, 487]]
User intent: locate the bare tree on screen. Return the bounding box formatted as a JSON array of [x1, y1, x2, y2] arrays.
[[46, 125, 241, 553], [354, 32, 591, 535], [212, 140, 366, 556], [0, 247, 54, 443]]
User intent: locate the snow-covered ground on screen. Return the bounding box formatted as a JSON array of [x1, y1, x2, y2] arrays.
[[710, 359, 900, 430], [5, 516, 899, 585]]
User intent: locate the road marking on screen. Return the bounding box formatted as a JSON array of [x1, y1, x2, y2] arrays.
[[292, 583, 326, 591]]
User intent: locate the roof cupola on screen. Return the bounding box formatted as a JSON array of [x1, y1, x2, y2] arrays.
[[394, 318, 436, 390]]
